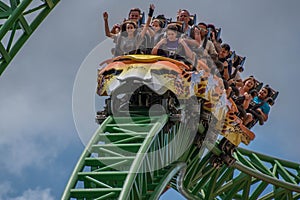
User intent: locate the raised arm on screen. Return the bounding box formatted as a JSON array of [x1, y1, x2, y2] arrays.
[[147, 25, 156, 37], [222, 61, 230, 80], [140, 4, 155, 38], [211, 31, 222, 53], [103, 12, 113, 38]]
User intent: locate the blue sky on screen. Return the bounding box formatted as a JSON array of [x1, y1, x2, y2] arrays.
[[0, 0, 299, 199]]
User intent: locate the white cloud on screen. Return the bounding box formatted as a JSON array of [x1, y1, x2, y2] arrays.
[[0, 78, 74, 175], [0, 136, 57, 174], [0, 184, 54, 200], [0, 182, 13, 199], [8, 188, 54, 200]]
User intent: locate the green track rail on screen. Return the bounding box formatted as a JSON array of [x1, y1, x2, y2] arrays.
[[176, 142, 300, 200], [63, 113, 300, 199], [0, 0, 60, 76], [62, 114, 197, 200], [62, 112, 300, 200]]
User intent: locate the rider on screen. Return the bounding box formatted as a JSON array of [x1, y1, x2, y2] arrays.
[[128, 7, 143, 26], [147, 17, 165, 47], [151, 24, 195, 64], [114, 4, 155, 56], [177, 9, 192, 35], [198, 22, 218, 58], [218, 43, 231, 81], [244, 86, 271, 126]]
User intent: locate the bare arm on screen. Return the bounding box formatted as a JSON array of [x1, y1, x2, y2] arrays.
[[184, 38, 200, 48], [235, 79, 243, 88], [257, 108, 268, 121], [151, 37, 166, 55], [223, 61, 230, 80], [197, 59, 210, 72], [103, 12, 114, 38], [211, 32, 221, 53], [207, 40, 218, 56], [179, 38, 195, 61], [147, 26, 156, 37], [243, 93, 252, 109], [140, 4, 155, 38], [176, 9, 182, 21]]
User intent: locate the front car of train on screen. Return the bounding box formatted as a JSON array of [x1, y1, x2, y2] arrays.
[[96, 54, 256, 159]]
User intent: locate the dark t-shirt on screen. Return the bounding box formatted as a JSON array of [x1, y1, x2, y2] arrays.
[[157, 39, 186, 60]]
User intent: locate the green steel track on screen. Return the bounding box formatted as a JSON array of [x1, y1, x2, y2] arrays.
[[62, 113, 300, 199], [177, 142, 300, 200], [0, 0, 60, 76], [62, 114, 195, 199]]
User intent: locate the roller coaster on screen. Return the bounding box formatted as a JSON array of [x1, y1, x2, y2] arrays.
[[62, 54, 300, 199], [1, 1, 300, 200]]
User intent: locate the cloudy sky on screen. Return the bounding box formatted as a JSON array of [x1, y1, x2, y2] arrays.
[[0, 0, 299, 199]]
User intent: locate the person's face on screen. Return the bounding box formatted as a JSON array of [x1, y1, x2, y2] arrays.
[[198, 24, 208, 37], [178, 11, 190, 24], [167, 30, 177, 41], [151, 21, 161, 32], [245, 79, 255, 89], [126, 24, 135, 34], [219, 48, 229, 59], [258, 88, 269, 99], [115, 27, 120, 34], [129, 11, 140, 22]]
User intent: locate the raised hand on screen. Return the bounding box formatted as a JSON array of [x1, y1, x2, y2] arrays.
[[148, 4, 155, 17], [159, 38, 167, 45], [150, 4, 155, 10], [103, 12, 108, 20], [179, 37, 187, 45]]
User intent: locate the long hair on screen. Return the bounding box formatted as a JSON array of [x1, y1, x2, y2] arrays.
[[120, 20, 138, 37], [243, 76, 257, 89], [189, 25, 200, 40], [110, 24, 120, 34]]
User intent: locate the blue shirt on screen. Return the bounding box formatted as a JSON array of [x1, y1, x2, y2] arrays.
[[253, 96, 270, 115]]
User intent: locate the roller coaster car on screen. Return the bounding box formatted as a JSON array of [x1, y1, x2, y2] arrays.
[[97, 55, 197, 117], [96, 54, 256, 148], [210, 96, 256, 168], [215, 77, 265, 148], [220, 98, 256, 147]]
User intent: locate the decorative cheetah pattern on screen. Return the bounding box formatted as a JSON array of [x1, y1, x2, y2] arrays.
[[97, 55, 255, 146]]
